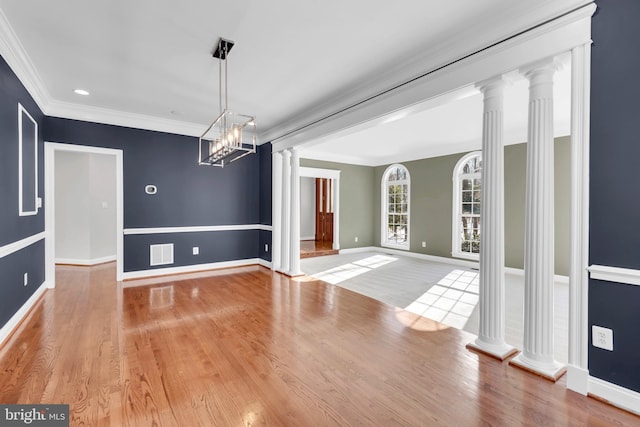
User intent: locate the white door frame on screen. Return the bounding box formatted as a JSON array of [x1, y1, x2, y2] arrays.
[[300, 166, 341, 250], [44, 142, 124, 286]]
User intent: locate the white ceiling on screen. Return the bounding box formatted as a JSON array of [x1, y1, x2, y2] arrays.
[[0, 0, 584, 165]]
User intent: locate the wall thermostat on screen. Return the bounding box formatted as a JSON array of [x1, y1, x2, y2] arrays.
[[145, 185, 157, 195]]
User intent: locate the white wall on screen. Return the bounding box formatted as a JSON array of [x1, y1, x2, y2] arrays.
[[300, 177, 315, 240], [55, 151, 116, 264], [55, 151, 91, 260]]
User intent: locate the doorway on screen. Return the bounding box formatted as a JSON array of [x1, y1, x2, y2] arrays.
[[300, 167, 340, 259], [44, 143, 124, 286]]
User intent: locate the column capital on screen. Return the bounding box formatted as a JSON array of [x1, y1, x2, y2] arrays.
[[520, 57, 562, 80], [476, 75, 509, 95]]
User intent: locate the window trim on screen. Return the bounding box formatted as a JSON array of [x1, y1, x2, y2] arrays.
[[451, 151, 481, 261], [381, 163, 410, 251]]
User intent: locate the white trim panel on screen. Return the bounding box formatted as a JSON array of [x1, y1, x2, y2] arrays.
[[589, 376, 640, 415], [17, 103, 39, 216], [124, 224, 272, 235], [588, 265, 640, 287], [122, 258, 266, 282], [0, 280, 48, 348], [55, 255, 116, 266], [0, 232, 46, 259]]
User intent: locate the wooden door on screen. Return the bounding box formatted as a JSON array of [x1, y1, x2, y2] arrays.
[[315, 178, 333, 243]]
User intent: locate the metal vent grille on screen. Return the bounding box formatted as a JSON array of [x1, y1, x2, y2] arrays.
[[150, 243, 174, 266]]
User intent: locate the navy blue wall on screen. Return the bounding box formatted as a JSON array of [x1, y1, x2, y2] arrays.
[[0, 55, 46, 326], [589, 0, 640, 393], [45, 117, 263, 272]]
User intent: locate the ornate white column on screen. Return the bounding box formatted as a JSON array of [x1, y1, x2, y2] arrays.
[[288, 148, 303, 276], [467, 77, 517, 360], [280, 149, 291, 274], [271, 151, 283, 271], [510, 59, 565, 381]]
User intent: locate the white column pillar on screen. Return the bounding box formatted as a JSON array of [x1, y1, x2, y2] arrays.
[[466, 77, 517, 360], [280, 149, 291, 274], [271, 151, 283, 272], [510, 59, 565, 381], [332, 178, 340, 250], [567, 43, 591, 395], [288, 148, 303, 276]]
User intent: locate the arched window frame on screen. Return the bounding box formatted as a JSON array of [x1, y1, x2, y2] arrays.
[[381, 164, 410, 250], [452, 151, 482, 260]]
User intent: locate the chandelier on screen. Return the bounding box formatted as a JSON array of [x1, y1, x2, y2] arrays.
[[199, 38, 256, 167]]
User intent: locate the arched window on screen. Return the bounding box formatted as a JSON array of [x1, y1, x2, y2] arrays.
[[452, 152, 482, 260], [381, 164, 410, 250]]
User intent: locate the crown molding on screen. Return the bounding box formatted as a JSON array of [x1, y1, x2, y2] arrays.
[[0, 7, 205, 138], [46, 100, 205, 137], [0, 8, 51, 112]]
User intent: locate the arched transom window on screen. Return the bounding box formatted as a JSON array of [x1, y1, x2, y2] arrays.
[[452, 152, 482, 260], [381, 164, 410, 249]]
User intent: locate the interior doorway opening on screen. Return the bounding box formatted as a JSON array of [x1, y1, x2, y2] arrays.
[[300, 167, 340, 259]]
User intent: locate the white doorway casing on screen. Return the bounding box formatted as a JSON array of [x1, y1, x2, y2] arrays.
[[300, 167, 340, 251], [44, 142, 124, 286]]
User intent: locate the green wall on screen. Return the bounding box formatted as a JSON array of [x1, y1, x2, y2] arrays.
[[300, 159, 375, 249], [302, 135, 570, 275], [374, 136, 571, 275], [374, 153, 460, 258]]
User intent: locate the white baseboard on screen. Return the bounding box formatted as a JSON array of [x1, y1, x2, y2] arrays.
[[338, 247, 570, 280], [567, 365, 589, 395], [340, 246, 479, 269], [505, 267, 569, 284], [589, 376, 640, 415], [0, 280, 48, 348], [55, 255, 116, 266], [121, 258, 266, 281], [339, 246, 377, 254], [301, 236, 315, 241], [257, 258, 272, 269]]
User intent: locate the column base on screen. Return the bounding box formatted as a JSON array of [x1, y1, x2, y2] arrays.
[[509, 354, 567, 382], [466, 339, 519, 361], [285, 270, 304, 278]]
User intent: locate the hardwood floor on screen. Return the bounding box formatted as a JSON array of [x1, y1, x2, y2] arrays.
[[300, 240, 338, 258], [0, 263, 637, 426]]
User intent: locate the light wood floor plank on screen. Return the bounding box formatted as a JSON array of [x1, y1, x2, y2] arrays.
[[0, 263, 637, 426]]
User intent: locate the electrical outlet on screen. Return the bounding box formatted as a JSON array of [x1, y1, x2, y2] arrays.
[[592, 325, 613, 351], [354, 236, 358, 242], [192, 247, 199, 255], [264, 244, 269, 252], [422, 241, 426, 247], [23, 273, 28, 286]]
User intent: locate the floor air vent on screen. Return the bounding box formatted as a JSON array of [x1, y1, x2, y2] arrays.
[[150, 243, 174, 266]]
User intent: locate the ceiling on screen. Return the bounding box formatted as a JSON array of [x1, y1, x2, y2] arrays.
[[0, 0, 585, 165]]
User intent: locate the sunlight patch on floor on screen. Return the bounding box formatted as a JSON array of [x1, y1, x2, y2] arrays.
[[309, 255, 397, 284], [404, 269, 479, 329]]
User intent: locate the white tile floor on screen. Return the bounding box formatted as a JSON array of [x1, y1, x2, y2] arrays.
[[301, 251, 569, 363]]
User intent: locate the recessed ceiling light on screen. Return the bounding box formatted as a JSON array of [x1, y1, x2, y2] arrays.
[[74, 89, 90, 96]]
